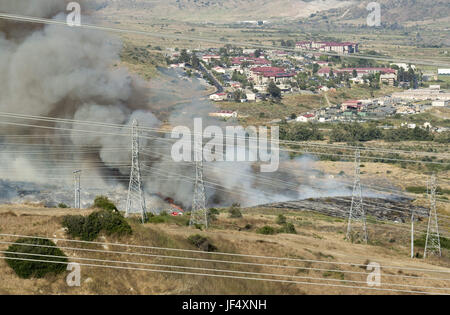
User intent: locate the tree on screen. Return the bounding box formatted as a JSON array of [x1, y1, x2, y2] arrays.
[[191, 55, 200, 69], [280, 123, 324, 141], [180, 49, 190, 63], [312, 63, 320, 74], [268, 81, 281, 98]]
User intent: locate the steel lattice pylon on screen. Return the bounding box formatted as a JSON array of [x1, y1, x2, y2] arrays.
[[126, 119, 147, 223], [190, 145, 209, 228], [424, 174, 441, 258], [346, 149, 368, 243]]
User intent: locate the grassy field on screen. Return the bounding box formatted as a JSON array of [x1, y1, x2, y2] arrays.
[[423, 75, 450, 90]]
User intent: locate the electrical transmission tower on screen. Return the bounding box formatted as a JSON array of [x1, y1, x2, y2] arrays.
[[346, 149, 368, 243], [190, 146, 209, 228], [73, 170, 81, 209], [424, 174, 441, 258], [126, 119, 147, 223]]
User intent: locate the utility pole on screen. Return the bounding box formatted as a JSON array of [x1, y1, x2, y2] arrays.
[[190, 141, 209, 228], [346, 149, 368, 243], [73, 170, 81, 209], [424, 174, 441, 258], [126, 119, 147, 223]]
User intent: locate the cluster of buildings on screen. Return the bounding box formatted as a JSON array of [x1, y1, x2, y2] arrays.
[[168, 40, 367, 104], [318, 67, 398, 85], [293, 85, 449, 126], [165, 43, 448, 127], [204, 51, 302, 101], [391, 87, 450, 101], [296, 41, 359, 54]]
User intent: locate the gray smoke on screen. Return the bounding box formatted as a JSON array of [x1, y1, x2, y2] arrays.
[[0, 0, 365, 209], [0, 0, 159, 191]]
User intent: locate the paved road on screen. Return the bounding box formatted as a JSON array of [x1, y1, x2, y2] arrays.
[[198, 62, 224, 94]]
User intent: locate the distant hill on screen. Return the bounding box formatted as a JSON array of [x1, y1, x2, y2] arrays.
[[315, 0, 450, 25], [95, 0, 449, 25], [96, 0, 354, 22]]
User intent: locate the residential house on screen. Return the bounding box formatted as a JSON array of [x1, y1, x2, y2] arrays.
[[392, 89, 450, 101], [438, 69, 450, 75], [202, 54, 221, 63], [209, 93, 228, 102], [432, 100, 449, 107], [380, 73, 396, 86], [250, 67, 296, 84], [245, 92, 256, 102], [208, 110, 238, 119], [341, 100, 363, 112], [296, 113, 315, 122], [296, 41, 359, 54], [212, 66, 226, 74]]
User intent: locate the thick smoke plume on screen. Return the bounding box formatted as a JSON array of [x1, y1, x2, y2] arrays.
[[0, 0, 359, 210], [0, 0, 160, 198]]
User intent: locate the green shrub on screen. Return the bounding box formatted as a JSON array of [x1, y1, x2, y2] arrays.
[[5, 238, 67, 279], [414, 234, 450, 250], [279, 223, 297, 234], [256, 226, 276, 235], [90, 210, 132, 237], [228, 203, 243, 218], [93, 196, 118, 211], [187, 234, 217, 252], [280, 122, 324, 141], [208, 208, 220, 221], [62, 210, 132, 241], [62, 215, 86, 237], [58, 203, 68, 209], [146, 215, 167, 224], [406, 186, 428, 194], [209, 208, 220, 215], [276, 214, 287, 225]]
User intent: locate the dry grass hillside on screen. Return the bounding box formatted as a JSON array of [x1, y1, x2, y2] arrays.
[[0, 201, 448, 295], [97, 0, 353, 22]]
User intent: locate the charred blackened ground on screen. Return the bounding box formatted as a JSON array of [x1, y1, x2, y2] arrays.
[[259, 197, 429, 223]]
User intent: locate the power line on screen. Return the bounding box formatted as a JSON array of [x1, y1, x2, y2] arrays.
[[2, 250, 448, 292], [1, 256, 446, 295], [1, 113, 449, 167], [2, 111, 448, 158], [0, 239, 447, 282], [1, 233, 448, 274]]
